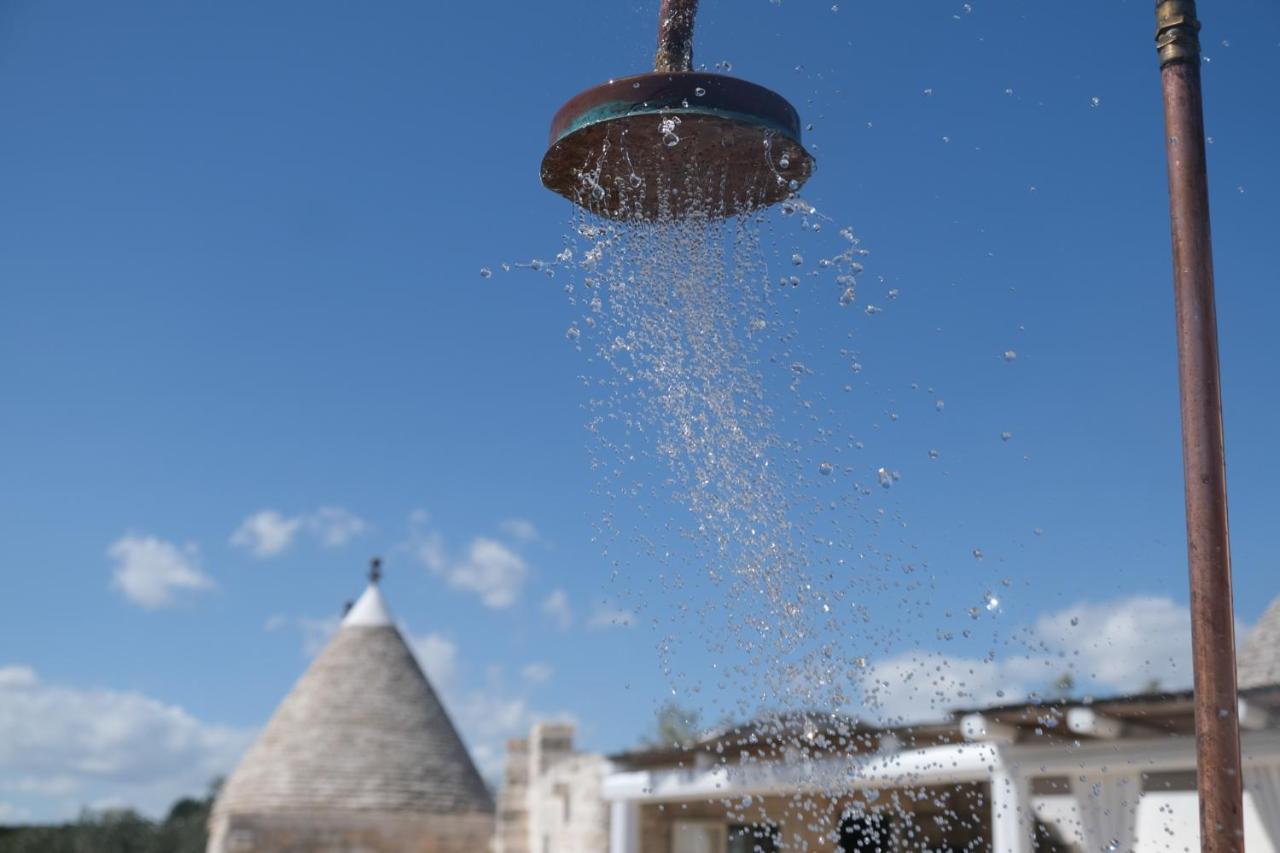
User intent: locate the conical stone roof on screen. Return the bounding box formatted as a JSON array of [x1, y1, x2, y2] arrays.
[[1239, 595, 1280, 690], [213, 583, 493, 819]]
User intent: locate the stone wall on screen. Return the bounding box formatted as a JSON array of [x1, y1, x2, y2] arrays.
[[528, 753, 610, 852], [494, 738, 531, 853], [494, 722, 610, 853], [206, 810, 494, 853]]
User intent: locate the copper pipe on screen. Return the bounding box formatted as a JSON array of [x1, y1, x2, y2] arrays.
[[655, 0, 698, 73], [1155, 2, 1245, 851]]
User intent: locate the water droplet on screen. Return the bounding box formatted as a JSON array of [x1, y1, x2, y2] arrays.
[[876, 467, 894, 489], [787, 179, 800, 191], [935, 399, 945, 412], [928, 449, 940, 460], [887, 288, 899, 300], [565, 324, 581, 342], [1000, 431, 1013, 442], [1090, 96, 1101, 108], [1003, 350, 1017, 362], [479, 267, 492, 279], [791, 253, 803, 266], [1070, 616, 1080, 627], [850, 362, 862, 374], [779, 156, 791, 169], [972, 547, 984, 560], [818, 461, 833, 476], [864, 304, 880, 316], [984, 592, 1000, 611], [838, 287, 856, 306], [694, 87, 707, 97], [923, 88, 934, 96]]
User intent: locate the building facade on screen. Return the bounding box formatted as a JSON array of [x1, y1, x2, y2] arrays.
[[497, 601, 1280, 853]]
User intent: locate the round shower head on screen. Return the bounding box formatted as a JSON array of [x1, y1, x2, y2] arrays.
[[540, 71, 815, 222]]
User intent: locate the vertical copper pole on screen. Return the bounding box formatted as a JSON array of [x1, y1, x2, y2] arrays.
[[1155, 2, 1245, 851], [654, 0, 698, 72]]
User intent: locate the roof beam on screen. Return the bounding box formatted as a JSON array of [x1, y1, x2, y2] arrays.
[[1238, 698, 1271, 732], [960, 713, 1019, 744], [1065, 707, 1124, 740]]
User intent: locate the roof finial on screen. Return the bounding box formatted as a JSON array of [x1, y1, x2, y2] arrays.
[[369, 556, 382, 585]]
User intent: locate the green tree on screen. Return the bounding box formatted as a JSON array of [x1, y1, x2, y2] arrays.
[[643, 701, 702, 749]]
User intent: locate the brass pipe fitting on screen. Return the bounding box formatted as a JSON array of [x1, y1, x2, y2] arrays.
[[1156, 0, 1201, 67]]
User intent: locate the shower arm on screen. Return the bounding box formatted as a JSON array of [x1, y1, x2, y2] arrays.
[[654, 0, 698, 73]]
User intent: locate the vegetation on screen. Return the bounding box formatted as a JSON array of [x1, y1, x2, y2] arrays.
[[0, 782, 218, 853], [642, 700, 703, 749]]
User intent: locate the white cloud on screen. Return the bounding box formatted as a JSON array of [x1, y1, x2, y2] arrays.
[[0, 666, 252, 822], [297, 616, 341, 657], [521, 662, 553, 685], [231, 507, 367, 558], [420, 537, 528, 609], [542, 589, 573, 631], [108, 536, 214, 609], [499, 518, 540, 543], [0, 666, 38, 688], [858, 595, 1202, 726], [409, 632, 459, 688], [308, 507, 368, 548], [230, 511, 303, 558], [862, 652, 1012, 726], [1034, 595, 1192, 689], [587, 601, 636, 630], [0, 801, 30, 822], [414, 530, 448, 574]]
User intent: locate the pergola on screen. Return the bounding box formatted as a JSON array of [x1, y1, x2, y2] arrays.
[[601, 692, 1280, 853]]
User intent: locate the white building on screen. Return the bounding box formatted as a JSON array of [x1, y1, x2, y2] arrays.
[[498, 597, 1280, 853]]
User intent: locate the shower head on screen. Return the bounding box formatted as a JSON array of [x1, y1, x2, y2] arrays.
[[539, 1, 814, 221]]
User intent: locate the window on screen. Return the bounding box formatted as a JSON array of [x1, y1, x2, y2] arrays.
[[728, 822, 780, 853], [840, 814, 893, 853]]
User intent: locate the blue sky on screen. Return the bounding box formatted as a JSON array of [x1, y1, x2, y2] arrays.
[[1, 0, 1278, 823]]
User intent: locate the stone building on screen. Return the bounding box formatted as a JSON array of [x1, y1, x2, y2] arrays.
[[495, 722, 611, 853], [208, 568, 494, 853]]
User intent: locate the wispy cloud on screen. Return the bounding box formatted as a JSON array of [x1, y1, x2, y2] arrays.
[[108, 535, 214, 609], [230, 507, 367, 558], [521, 662, 553, 685], [409, 632, 459, 688], [860, 595, 1202, 725], [541, 589, 573, 631], [0, 665, 251, 821], [587, 601, 635, 630], [408, 514, 530, 609], [499, 518, 540, 543]]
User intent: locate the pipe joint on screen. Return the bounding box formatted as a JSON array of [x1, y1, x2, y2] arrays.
[[1156, 0, 1201, 67]]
